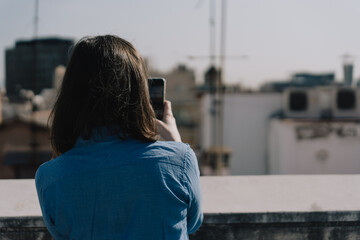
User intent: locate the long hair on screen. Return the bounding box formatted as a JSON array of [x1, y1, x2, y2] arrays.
[[50, 35, 157, 156]]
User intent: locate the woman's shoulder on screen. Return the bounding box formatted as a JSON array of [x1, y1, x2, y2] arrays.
[[152, 141, 193, 158], [154, 140, 190, 151], [35, 157, 60, 191], [151, 141, 197, 167], [35, 152, 73, 191]]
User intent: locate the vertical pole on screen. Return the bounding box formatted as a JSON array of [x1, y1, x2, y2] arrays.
[[209, 0, 217, 148], [31, 0, 39, 167], [217, 0, 227, 171], [34, 0, 39, 39], [220, 0, 227, 77], [210, 0, 216, 66], [32, 0, 39, 93]]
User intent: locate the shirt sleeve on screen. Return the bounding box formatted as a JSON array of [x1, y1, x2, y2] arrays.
[[183, 146, 203, 234]]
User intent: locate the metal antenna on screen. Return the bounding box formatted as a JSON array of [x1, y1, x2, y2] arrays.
[[210, 0, 216, 65], [30, 0, 40, 165], [34, 0, 39, 38], [216, 0, 227, 168]]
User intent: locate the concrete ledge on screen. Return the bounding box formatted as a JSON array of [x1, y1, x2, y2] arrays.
[[200, 175, 360, 213], [202, 211, 360, 224], [1, 175, 360, 239], [191, 212, 360, 240], [0, 216, 51, 240]]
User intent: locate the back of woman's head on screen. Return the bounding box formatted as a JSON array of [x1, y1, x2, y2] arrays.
[[50, 35, 157, 155]]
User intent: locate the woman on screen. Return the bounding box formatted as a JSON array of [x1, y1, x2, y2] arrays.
[[35, 35, 203, 239]]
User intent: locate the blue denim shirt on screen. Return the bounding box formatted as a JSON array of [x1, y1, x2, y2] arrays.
[[35, 131, 203, 240]]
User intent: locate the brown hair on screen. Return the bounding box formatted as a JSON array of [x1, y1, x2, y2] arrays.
[[50, 35, 157, 156]]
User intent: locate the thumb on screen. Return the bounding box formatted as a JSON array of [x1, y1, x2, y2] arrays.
[[162, 100, 174, 122]]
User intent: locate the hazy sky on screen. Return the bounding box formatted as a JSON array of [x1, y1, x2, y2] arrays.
[[1, 0, 360, 89]]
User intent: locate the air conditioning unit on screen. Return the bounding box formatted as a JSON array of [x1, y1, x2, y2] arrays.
[[332, 87, 360, 118], [283, 88, 320, 118]]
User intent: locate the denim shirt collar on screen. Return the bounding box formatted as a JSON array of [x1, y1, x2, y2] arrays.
[[75, 126, 121, 147]]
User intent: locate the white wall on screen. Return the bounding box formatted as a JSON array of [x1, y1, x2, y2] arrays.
[[200, 93, 282, 175], [268, 119, 360, 174]]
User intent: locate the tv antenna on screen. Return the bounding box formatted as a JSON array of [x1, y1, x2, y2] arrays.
[[34, 0, 39, 38]]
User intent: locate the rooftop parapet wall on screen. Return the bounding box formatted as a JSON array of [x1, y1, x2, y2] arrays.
[[1, 176, 360, 239]]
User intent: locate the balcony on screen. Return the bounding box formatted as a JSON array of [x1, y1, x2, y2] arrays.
[[1, 175, 360, 239]]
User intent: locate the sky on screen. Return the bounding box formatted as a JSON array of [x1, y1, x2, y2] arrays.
[[1, 0, 360, 89]]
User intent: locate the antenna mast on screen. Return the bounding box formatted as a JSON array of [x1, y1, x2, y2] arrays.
[[34, 0, 39, 38], [210, 0, 216, 66]]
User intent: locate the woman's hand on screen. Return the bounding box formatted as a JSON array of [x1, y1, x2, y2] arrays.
[[156, 100, 182, 142]]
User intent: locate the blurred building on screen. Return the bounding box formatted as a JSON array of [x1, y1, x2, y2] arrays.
[[268, 119, 360, 174], [199, 92, 282, 175], [343, 63, 353, 86], [0, 98, 51, 179], [270, 86, 360, 174], [291, 72, 335, 86], [199, 66, 244, 94], [203, 65, 217, 93], [5, 37, 73, 99], [149, 64, 200, 148], [260, 72, 336, 92], [342, 54, 355, 86], [199, 85, 360, 175]]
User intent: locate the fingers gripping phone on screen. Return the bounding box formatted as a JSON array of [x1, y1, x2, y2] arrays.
[[148, 78, 166, 119]]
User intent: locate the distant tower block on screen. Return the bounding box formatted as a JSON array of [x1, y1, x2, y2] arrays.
[[342, 54, 354, 86], [5, 38, 73, 98]]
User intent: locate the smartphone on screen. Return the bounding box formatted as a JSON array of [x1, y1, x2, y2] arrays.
[[148, 78, 166, 119]]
